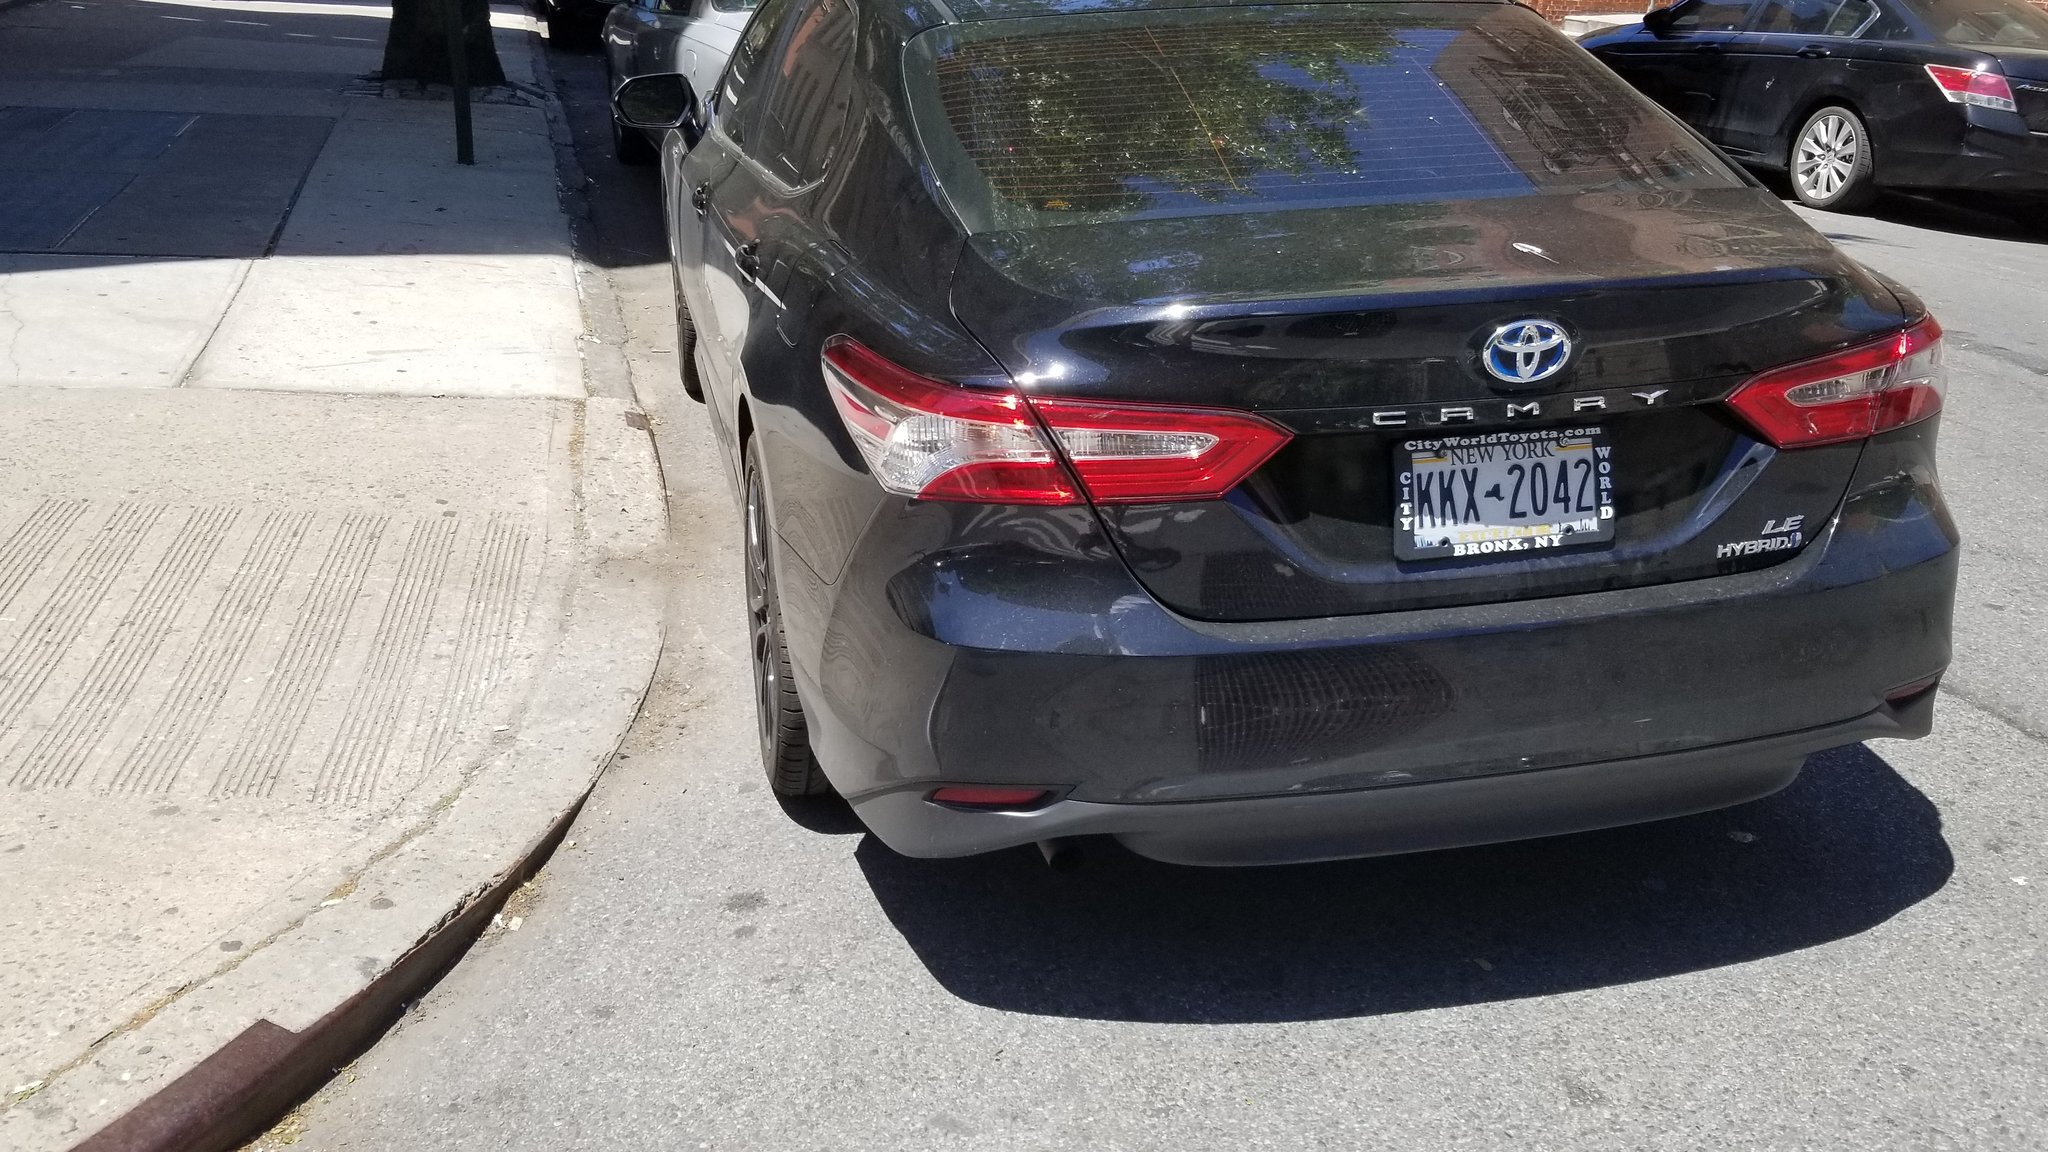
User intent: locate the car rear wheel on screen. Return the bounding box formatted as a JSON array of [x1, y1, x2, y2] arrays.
[[1791, 106, 1877, 212], [671, 260, 703, 402], [744, 449, 830, 798]]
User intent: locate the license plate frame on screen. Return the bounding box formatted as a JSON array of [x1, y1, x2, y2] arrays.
[[1393, 427, 1615, 562]]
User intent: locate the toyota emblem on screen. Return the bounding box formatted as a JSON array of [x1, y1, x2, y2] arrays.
[[1481, 320, 1572, 387]]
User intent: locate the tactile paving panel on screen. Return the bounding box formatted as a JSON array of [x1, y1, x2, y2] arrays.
[[0, 500, 539, 805]]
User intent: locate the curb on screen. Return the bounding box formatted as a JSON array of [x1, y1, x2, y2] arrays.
[[525, 21, 640, 406], [35, 400, 666, 1152], [14, 18, 663, 1152], [69, 795, 591, 1152]]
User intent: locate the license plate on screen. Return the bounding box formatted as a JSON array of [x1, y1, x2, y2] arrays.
[[1394, 427, 1615, 562]]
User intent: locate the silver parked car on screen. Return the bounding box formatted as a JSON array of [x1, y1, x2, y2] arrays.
[[602, 0, 758, 164]]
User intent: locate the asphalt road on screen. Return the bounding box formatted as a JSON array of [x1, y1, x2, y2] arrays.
[[285, 51, 2048, 1151]]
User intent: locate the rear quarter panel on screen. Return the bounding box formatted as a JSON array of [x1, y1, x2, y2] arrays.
[[1854, 42, 1976, 181]]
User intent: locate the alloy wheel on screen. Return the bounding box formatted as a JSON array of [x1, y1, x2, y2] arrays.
[[1796, 114, 1858, 203], [744, 468, 778, 762]]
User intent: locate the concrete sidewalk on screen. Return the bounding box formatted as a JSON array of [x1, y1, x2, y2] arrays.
[[0, 3, 663, 1149]]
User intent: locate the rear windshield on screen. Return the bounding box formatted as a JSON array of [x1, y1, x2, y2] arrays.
[[904, 3, 1744, 232], [1899, 0, 2048, 45]]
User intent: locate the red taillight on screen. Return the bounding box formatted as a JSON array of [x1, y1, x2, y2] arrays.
[[1030, 396, 1292, 504], [1724, 319, 1946, 449], [928, 785, 1052, 810], [821, 338, 1078, 505], [1924, 64, 2019, 112], [821, 337, 1291, 505]]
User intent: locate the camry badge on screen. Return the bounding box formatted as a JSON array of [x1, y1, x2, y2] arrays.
[[1481, 320, 1572, 387]]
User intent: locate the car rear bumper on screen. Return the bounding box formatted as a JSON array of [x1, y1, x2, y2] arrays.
[[1886, 125, 2048, 194], [849, 691, 1933, 865], [777, 425, 1958, 862]]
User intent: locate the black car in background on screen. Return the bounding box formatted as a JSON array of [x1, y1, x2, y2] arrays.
[[613, 0, 1956, 866], [539, 0, 616, 47], [1584, 0, 2048, 209]]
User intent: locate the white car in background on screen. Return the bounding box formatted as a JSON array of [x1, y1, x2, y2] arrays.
[[601, 0, 758, 164]]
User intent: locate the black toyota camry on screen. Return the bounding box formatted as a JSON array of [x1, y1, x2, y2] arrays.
[[1584, 0, 2048, 210], [613, 0, 1958, 865]]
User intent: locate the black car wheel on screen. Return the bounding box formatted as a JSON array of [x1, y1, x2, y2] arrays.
[[544, 3, 595, 50], [672, 260, 703, 402], [744, 450, 830, 797], [612, 117, 656, 165], [1791, 105, 1877, 212]]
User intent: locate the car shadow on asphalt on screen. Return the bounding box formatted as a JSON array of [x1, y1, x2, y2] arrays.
[[1761, 174, 2048, 245], [1868, 194, 2048, 244], [849, 743, 1950, 1022]]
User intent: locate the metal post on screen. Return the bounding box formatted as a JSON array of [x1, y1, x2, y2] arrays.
[[442, 0, 475, 165]]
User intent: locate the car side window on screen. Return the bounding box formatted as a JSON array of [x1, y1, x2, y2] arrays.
[[1826, 0, 1880, 33], [742, 0, 858, 187], [1864, 0, 1918, 37], [715, 0, 800, 147], [1667, 0, 1755, 31], [1753, 0, 1878, 33]]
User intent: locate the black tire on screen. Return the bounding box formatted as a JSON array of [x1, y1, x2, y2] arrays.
[[543, 5, 577, 48], [613, 117, 656, 166], [672, 259, 703, 402], [744, 450, 829, 798], [1790, 105, 1878, 212]]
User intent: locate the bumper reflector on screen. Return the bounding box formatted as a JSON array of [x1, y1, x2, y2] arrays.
[[1885, 675, 1943, 706], [928, 785, 1053, 811]]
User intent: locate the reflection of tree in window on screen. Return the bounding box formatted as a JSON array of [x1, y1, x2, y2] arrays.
[[928, 7, 1736, 227], [934, 16, 1409, 216]]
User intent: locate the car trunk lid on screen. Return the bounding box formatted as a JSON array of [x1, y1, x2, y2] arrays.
[[1988, 47, 2048, 131], [948, 189, 1915, 621]]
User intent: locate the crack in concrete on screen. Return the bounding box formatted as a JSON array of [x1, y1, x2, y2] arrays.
[[1932, 681, 2048, 748], [1949, 334, 2048, 379], [0, 273, 24, 383], [173, 257, 253, 388]]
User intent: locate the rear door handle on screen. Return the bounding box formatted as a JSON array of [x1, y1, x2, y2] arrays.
[[735, 239, 761, 278], [1692, 42, 1725, 54], [1797, 44, 1831, 57], [690, 182, 710, 217]]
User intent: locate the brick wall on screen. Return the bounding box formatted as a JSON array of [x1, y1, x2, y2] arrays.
[[1530, 0, 2048, 20]]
